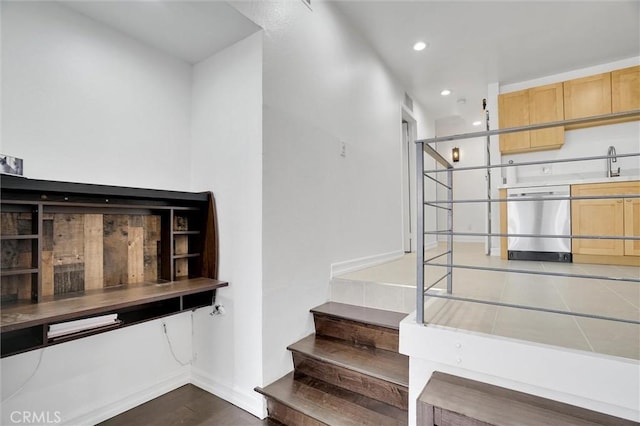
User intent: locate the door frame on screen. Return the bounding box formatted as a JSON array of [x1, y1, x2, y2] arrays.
[[401, 106, 418, 253]]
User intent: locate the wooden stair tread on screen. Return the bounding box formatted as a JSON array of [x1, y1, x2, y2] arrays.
[[256, 372, 407, 426], [288, 334, 408, 387], [419, 372, 637, 426], [311, 302, 406, 331]]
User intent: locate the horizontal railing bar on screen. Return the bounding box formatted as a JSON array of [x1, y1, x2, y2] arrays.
[[424, 194, 640, 204], [423, 152, 640, 174], [424, 291, 640, 325], [417, 110, 640, 144], [423, 142, 453, 169], [425, 174, 451, 189], [425, 202, 452, 211], [424, 231, 640, 240], [424, 273, 451, 293], [422, 262, 640, 283], [424, 251, 451, 264]]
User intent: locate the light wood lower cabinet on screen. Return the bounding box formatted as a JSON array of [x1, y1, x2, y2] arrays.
[[624, 197, 640, 256], [571, 181, 640, 265]]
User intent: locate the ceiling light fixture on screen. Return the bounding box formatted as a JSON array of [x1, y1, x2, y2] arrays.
[[413, 41, 427, 51], [473, 120, 482, 126], [440, 89, 451, 96]]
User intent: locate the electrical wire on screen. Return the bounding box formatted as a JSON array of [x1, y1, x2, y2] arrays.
[[162, 314, 193, 367], [2, 348, 45, 402]]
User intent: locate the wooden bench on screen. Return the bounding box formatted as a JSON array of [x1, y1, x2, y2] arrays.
[[418, 371, 638, 426]]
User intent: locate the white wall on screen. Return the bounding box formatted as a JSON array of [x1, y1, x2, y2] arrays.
[[231, 0, 431, 387], [1, 2, 195, 424], [188, 32, 264, 417], [434, 137, 487, 243], [0, 1, 192, 190]]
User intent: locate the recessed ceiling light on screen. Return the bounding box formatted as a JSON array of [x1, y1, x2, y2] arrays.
[[413, 41, 427, 51], [473, 120, 482, 126], [440, 89, 451, 96]]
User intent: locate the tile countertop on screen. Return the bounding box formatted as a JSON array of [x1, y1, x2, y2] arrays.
[[498, 171, 640, 189]]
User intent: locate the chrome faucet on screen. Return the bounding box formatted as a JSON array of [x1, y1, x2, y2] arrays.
[[608, 145, 620, 178]]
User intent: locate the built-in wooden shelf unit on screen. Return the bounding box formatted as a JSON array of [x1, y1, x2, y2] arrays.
[[0, 175, 226, 357]]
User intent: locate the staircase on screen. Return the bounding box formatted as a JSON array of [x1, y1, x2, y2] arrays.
[[255, 302, 409, 425]]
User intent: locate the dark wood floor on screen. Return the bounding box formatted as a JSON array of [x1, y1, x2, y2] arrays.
[[99, 384, 278, 426]]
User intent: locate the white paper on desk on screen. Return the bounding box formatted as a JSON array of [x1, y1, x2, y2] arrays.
[[47, 314, 119, 339]]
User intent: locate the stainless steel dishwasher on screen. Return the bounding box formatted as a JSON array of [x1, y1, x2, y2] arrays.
[[507, 185, 572, 262]]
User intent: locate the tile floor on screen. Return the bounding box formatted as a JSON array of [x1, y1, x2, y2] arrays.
[[331, 243, 640, 360]]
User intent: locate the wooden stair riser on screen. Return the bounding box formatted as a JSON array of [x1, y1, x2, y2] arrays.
[[266, 399, 328, 426], [292, 352, 408, 410], [313, 314, 399, 352]]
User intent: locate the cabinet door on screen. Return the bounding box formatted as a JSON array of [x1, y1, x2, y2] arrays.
[[612, 66, 640, 113], [624, 198, 640, 256], [572, 198, 624, 256], [498, 89, 530, 154], [564, 73, 612, 121], [529, 83, 564, 149]]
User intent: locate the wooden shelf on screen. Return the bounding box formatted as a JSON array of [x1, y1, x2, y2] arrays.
[[1, 267, 38, 277], [173, 253, 200, 259], [0, 234, 38, 240], [174, 230, 200, 235], [1, 277, 227, 357], [1, 277, 227, 333]]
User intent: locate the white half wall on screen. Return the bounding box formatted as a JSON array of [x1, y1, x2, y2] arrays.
[[1, 2, 195, 424], [189, 32, 265, 418], [400, 313, 640, 426]]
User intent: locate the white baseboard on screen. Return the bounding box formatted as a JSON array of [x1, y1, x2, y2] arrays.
[[330, 250, 404, 277], [66, 368, 190, 426], [191, 367, 266, 419]]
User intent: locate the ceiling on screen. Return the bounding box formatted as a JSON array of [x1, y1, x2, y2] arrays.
[[58, 1, 639, 134], [333, 1, 640, 133], [60, 1, 260, 64]]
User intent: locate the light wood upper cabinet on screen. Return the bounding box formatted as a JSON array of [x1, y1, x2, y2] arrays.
[[498, 89, 530, 154], [529, 83, 565, 149], [498, 83, 564, 154], [612, 65, 640, 113], [572, 181, 640, 260], [564, 73, 612, 121]]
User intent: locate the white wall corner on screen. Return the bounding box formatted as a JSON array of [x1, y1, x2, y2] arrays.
[[330, 250, 404, 277], [65, 368, 190, 426], [190, 367, 267, 419]]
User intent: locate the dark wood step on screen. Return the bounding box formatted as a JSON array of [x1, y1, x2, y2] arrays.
[[255, 372, 407, 426], [418, 371, 637, 426], [288, 334, 409, 410], [311, 302, 406, 352]]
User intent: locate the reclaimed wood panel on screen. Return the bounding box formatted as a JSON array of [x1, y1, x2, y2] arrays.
[[41, 217, 54, 297], [54, 263, 84, 295], [174, 258, 188, 279], [84, 214, 103, 291], [143, 216, 161, 282], [127, 224, 144, 284], [103, 215, 129, 287], [53, 214, 84, 294]]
